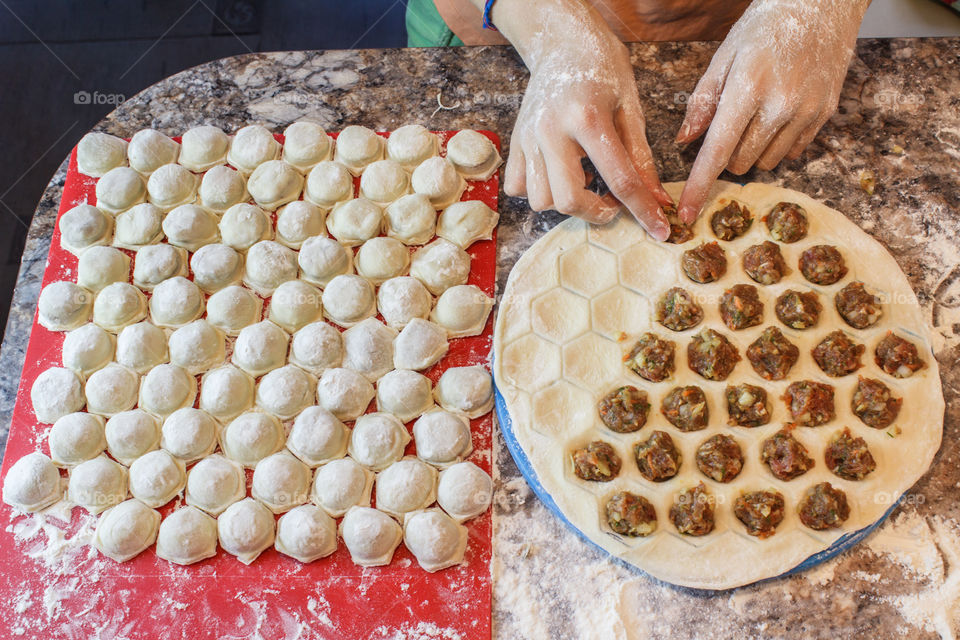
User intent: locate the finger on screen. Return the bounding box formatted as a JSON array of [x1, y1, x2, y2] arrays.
[[676, 50, 734, 145], [785, 113, 831, 160], [504, 145, 526, 197], [525, 147, 553, 212], [616, 104, 673, 208], [755, 112, 818, 170], [726, 108, 791, 174], [540, 136, 620, 224]]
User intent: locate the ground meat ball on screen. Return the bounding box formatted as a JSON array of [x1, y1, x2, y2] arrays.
[[633, 430, 682, 482], [799, 245, 848, 285], [655, 287, 704, 331], [761, 428, 815, 480], [660, 386, 709, 432], [571, 441, 621, 482], [681, 242, 727, 283], [764, 202, 809, 243], [605, 491, 657, 537], [625, 333, 676, 382], [695, 434, 743, 482], [746, 326, 800, 380], [719, 284, 764, 330], [782, 380, 835, 426], [670, 483, 715, 536], [825, 427, 876, 480], [726, 383, 771, 427], [874, 332, 925, 378], [735, 490, 786, 538], [852, 376, 902, 429], [799, 482, 850, 530], [835, 281, 883, 329], [687, 328, 741, 381], [663, 206, 694, 244], [812, 330, 865, 377], [742, 241, 788, 285], [711, 201, 753, 241], [598, 386, 650, 434], [775, 289, 822, 329]]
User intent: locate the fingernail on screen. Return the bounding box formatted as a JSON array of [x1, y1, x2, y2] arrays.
[[675, 122, 690, 144], [679, 204, 698, 224], [649, 213, 670, 241]]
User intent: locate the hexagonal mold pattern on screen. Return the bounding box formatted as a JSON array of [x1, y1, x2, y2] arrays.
[[558, 244, 618, 298], [561, 332, 623, 394], [618, 242, 678, 296], [591, 287, 652, 339], [588, 215, 646, 254], [531, 380, 594, 438], [531, 288, 591, 344], [501, 333, 562, 393]]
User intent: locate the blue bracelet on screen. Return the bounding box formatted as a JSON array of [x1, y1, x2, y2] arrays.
[[482, 0, 498, 30]]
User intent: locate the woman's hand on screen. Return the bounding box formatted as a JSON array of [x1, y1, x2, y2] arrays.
[[676, 0, 871, 223]]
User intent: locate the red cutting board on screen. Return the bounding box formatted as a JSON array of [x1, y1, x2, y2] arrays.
[[0, 130, 497, 639]]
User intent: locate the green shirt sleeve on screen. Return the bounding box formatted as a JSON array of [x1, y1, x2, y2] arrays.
[[406, 0, 466, 47]]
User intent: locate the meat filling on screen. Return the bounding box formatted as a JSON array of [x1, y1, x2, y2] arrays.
[[852, 376, 902, 429], [835, 281, 883, 329], [874, 332, 925, 378], [764, 202, 809, 243], [598, 385, 651, 434], [799, 245, 848, 285], [687, 328, 741, 381], [775, 289, 822, 329], [624, 333, 676, 382], [711, 201, 753, 241], [825, 427, 876, 480], [655, 287, 704, 332], [812, 330, 865, 377], [719, 283, 764, 330], [681, 242, 727, 283], [746, 326, 800, 380], [670, 482, 715, 536], [605, 491, 658, 537], [695, 434, 743, 482], [742, 241, 788, 285], [633, 430, 682, 482], [761, 428, 815, 480], [572, 441, 622, 482], [660, 386, 709, 432], [798, 482, 850, 530], [735, 490, 786, 538], [782, 380, 836, 426], [726, 383, 771, 427]]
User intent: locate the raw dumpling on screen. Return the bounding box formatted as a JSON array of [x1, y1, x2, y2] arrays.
[[334, 125, 384, 175], [114, 203, 163, 249], [384, 193, 437, 245], [251, 452, 311, 513], [77, 246, 130, 292], [168, 320, 226, 374], [275, 504, 337, 563], [393, 318, 448, 371], [68, 455, 128, 514], [289, 321, 343, 376], [436, 461, 492, 522], [198, 164, 248, 214], [95, 166, 146, 214], [282, 121, 333, 172], [190, 243, 244, 293], [205, 285, 263, 336], [149, 276, 204, 328], [445, 129, 502, 180], [436, 200, 498, 249], [321, 274, 376, 328], [339, 506, 402, 567], [286, 406, 349, 467], [162, 204, 219, 251], [431, 284, 493, 337], [185, 453, 246, 516], [410, 239, 471, 295], [179, 125, 229, 171], [219, 203, 273, 251], [94, 498, 161, 562], [244, 240, 298, 295], [411, 157, 465, 209], [386, 124, 438, 171], [115, 321, 167, 373], [2, 453, 62, 512], [232, 320, 289, 377], [413, 410, 473, 468], [375, 457, 437, 518], [311, 458, 373, 517], [377, 276, 433, 329], [31, 367, 85, 423], [268, 280, 323, 332], [227, 124, 280, 175], [247, 159, 304, 211], [218, 497, 276, 564], [434, 366, 493, 418], [84, 363, 139, 417], [77, 131, 127, 177], [138, 364, 197, 418], [326, 198, 382, 247], [220, 411, 285, 468], [403, 508, 468, 572], [347, 412, 410, 471], [127, 129, 179, 175], [161, 408, 219, 464], [147, 163, 198, 211], [298, 236, 353, 287], [61, 323, 115, 375], [359, 159, 409, 205], [276, 200, 325, 249], [132, 244, 188, 290], [355, 237, 410, 284], [38, 281, 93, 331], [376, 369, 433, 423], [199, 365, 255, 422], [156, 505, 218, 565], [255, 365, 316, 420], [341, 318, 397, 382], [304, 160, 353, 209], [48, 412, 106, 468], [317, 368, 375, 421], [105, 410, 160, 465], [128, 449, 185, 508], [59, 204, 112, 255]]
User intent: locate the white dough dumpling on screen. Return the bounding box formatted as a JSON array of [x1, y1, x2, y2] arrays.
[[205, 285, 263, 336], [375, 457, 437, 519], [3, 453, 62, 512], [199, 365, 255, 422], [62, 322, 115, 375], [275, 504, 337, 563], [190, 243, 244, 293], [289, 321, 343, 376], [431, 284, 493, 337], [179, 125, 230, 172], [268, 280, 323, 332], [168, 319, 226, 374], [95, 166, 146, 214], [326, 198, 382, 247], [286, 406, 349, 467], [94, 498, 161, 562], [156, 505, 218, 565], [384, 194, 437, 245], [434, 366, 494, 418], [334, 125, 384, 175], [321, 274, 376, 328], [247, 159, 303, 211], [198, 165, 247, 214], [218, 497, 276, 564], [339, 506, 402, 567], [410, 238, 471, 295], [341, 318, 397, 382], [251, 451, 311, 513], [59, 204, 112, 255], [393, 318, 449, 371], [132, 244, 188, 290], [105, 410, 160, 465], [359, 159, 409, 205], [403, 508, 468, 572], [304, 160, 353, 209], [77, 246, 130, 292], [232, 320, 289, 377], [220, 411, 285, 468], [114, 203, 163, 249], [31, 367, 85, 424], [147, 163, 197, 211], [376, 369, 434, 423], [282, 121, 332, 172], [185, 454, 246, 516], [77, 131, 127, 178], [149, 276, 204, 328], [276, 200, 325, 249], [227, 124, 280, 175], [436, 461, 492, 522], [243, 240, 298, 295], [84, 363, 139, 417], [298, 236, 353, 287], [115, 321, 167, 373], [311, 458, 373, 517], [436, 200, 499, 249], [255, 364, 315, 420], [317, 368, 375, 421], [128, 449, 185, 508], [355, 236, 410, 284], [161, 408, 219, 464], [48, 412, 106, 468], [162, 204, 219, 252], [411, 157, 465, 209], [68, 455, 128, 514], [127, 129, 179, 175], [348, 412, 410, 471], [38, 281, 93, 331], [138, 364, 197, 418], [386, 124, 438, 170], [445, 129, 502, 180], [219, 203, 273, 251], [412, 409, 473, 468], [377, 276, 433, 329]]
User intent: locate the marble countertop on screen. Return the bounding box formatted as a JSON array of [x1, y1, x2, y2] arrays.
[[2, 39, 959, 638]]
